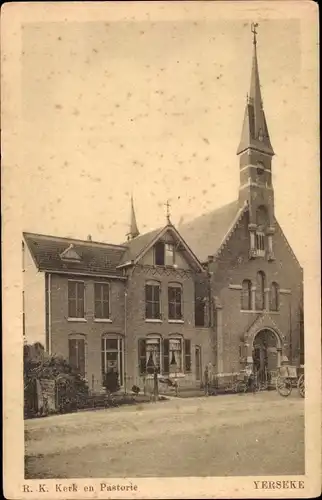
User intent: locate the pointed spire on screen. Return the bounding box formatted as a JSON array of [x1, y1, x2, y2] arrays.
[[237, 23, 274, 156], [127, 195, 140, 241]]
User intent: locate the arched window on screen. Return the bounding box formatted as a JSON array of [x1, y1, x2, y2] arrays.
[[241, 280, 252, 310], [256, 271, 266, 310], [270, 282, 279, 311], [256, 205, 268, 229], [168, 282, 182, 320], [101, 334, 124, 386]]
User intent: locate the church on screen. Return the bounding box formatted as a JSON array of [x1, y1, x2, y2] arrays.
[[23, 27, 304, 394]]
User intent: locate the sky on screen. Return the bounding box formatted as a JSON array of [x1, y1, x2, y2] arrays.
[[19, 15, 315, 265]]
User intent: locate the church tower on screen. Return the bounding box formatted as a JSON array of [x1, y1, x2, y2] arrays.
[[237, 23, 275, 260]]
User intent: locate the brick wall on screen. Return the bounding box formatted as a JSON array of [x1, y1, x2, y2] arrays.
[[124, 264, 213, 390], [49, 273, 126, 392], [209, 212, 303, 374]]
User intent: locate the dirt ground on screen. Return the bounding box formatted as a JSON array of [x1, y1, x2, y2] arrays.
[[25, 391, 304, 478]]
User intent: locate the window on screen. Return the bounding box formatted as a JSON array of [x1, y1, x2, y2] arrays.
[[145, 281, 161, 320], [255, 232, 265, 256], [101, 335, 124, 386], [195, 295, 206, 326], [69, 337, 86, 377], [256, 271, 266, 310], [168, 283, 182, 320], [154, 242, 165, 265], [184, 339, 191, 372], [94, 283, 110, 319], [165, 243, 175, 266], [270, 282, 279, 311], [154, 241, 175, 266], [138, 336, 161, 375], [169, 337, 183, 373], [68, 281, 85, 318], [241, 279, 252, 310], [138, 337, 188, 376]]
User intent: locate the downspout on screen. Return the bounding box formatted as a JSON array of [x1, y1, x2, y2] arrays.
[[123, 261, 135, 394], [124, 285, 127, 393], [48, 273, 52, 355]]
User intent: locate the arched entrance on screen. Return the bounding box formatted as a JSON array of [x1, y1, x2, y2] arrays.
[[252, 329, 282, 385]]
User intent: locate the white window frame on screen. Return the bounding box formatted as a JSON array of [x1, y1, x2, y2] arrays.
[[94, 281, 111, 322], [165, 243, 175, 266], [168, 334, 184, 376], [146, 335, 162, 374], [101, 334, 124, 388]]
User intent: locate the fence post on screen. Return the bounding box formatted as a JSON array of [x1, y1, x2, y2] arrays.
[[153, 368, 159, 402]]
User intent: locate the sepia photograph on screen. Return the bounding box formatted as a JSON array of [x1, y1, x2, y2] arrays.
[[2, 1, 320, 498]]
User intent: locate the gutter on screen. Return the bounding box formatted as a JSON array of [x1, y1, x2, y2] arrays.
[[41, 269, 127, 280]]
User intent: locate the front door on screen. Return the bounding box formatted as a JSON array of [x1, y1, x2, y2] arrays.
[[195, 346, 201, 381]]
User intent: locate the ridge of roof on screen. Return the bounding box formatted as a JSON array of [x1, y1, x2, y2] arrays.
[[23, 232, 126, 250]]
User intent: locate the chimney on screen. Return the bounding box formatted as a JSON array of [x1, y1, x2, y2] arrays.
[[208, 255, 214, 263], [87, 234, 92, 241]]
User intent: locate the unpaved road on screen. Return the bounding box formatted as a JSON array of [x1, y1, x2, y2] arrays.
[[25, 391, 304, 478]]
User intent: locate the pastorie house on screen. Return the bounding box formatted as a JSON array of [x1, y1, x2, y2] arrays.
[[22, 30, 304, 394]]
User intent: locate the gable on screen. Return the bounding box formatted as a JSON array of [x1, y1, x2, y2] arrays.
[[124, 225, 204, 272], [140, 229, 193, 270]]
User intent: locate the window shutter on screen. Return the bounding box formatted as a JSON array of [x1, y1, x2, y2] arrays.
[[163, 338, 169, 374], [138, 338, 146, 375], [78, 340, 85, 377], [184, 339, 191, 372], [68, 339, 77, 369]]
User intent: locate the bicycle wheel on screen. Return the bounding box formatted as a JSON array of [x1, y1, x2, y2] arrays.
[[297, 374, 305, 398], [235, 381, 247, 393], [276, 376, 292, 397]]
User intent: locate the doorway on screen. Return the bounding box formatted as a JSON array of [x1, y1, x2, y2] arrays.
[[195, 346, 201, 381], [253, 329, 280, 385]]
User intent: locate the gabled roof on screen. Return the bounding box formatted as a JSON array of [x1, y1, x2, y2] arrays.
[[179, 200, 246, 263], [23, 232, 127, 278], [119, 223, 205, 272]]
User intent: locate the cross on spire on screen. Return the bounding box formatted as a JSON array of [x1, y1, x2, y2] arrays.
[[251, 22, 259, 45], [164, 199, 171, 223]]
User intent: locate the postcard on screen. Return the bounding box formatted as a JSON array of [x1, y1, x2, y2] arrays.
[[2, 1, 320, 498]]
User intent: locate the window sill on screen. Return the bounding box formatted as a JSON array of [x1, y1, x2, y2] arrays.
[[240, 310, 280, 314], [67, 318, 87, 322], [168, 319, 184, 324], [94, 318, 112, 323], [145, 319, 162, 323], [144, 373, 186, 380]]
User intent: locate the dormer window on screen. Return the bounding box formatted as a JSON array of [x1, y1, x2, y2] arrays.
[[154, 242, 175, 266], [60, 243, 82, 263]]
